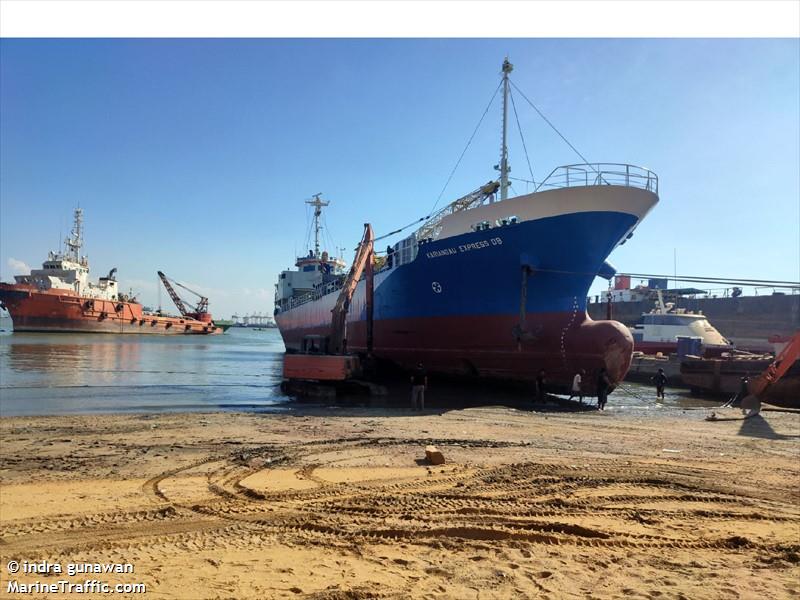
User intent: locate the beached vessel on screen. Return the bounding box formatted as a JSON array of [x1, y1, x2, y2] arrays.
[[274, 59, 659, 392], [0, 208, 222, 334]]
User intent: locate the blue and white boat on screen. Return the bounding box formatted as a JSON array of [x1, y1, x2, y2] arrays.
[[275, 59, 659, 393]]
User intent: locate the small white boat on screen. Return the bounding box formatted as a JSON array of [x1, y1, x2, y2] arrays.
[[631, 290, 732, 356]]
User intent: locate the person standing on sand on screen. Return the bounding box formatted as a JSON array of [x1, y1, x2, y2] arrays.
[[410, 362, 427, 411], [596, 368, 611, 411], [651, 368, 667, 400], [535, 369, 547, 402], [568, 369, 585, 403]]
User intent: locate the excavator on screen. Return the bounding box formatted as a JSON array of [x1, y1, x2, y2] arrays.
[[740, 332, 800, 416], [282, 223, 375, 382], [157, 271, 213, 324]]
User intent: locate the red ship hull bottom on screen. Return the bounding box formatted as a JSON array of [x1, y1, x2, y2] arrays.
[[0, 285, 221, 335], [276, 312, 634, 394]]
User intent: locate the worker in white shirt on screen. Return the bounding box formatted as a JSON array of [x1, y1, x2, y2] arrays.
[[568, 369, 586, 404]]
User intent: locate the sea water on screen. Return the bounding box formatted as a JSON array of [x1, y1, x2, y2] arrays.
[[0, 318, 289, 416], [0, 315, 719, 417]]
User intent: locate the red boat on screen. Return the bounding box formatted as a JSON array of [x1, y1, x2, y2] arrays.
[[0, 209, 221, 335]]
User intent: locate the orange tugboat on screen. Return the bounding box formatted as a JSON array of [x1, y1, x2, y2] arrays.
[[0, 208, 222, 335]]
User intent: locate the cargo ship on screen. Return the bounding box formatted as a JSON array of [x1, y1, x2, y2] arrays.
[[274, 59, 659, 392], [0, 208, 222, 335]]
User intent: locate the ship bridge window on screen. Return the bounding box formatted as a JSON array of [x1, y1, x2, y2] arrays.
[[303, 265, 317, 272]]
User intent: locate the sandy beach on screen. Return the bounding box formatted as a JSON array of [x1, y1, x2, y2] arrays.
[[1, 403, 799, 599]]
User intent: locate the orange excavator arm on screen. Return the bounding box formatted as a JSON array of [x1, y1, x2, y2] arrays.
[[750, 332, 800, 398], [329, 224, 374, 355]]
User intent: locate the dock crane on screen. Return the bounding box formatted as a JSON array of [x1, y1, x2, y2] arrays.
[[157, 271, 213, 323], [282, 223, 375, 381]]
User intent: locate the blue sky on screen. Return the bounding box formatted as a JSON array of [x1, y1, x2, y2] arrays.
[[1, 38, 798, 318]]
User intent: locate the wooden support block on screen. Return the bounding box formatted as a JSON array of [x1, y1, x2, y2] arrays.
[[425, 445, 445, 465]]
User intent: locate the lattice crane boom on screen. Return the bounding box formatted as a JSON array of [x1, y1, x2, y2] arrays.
[[157, 271, 209, 318]]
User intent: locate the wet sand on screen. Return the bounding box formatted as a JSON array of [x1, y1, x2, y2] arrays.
[[1, 404, 798, 599]]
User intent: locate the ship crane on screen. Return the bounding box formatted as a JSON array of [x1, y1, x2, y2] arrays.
[[157, 271, 211, 322]]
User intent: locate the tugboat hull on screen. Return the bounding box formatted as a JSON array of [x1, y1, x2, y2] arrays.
[[0, 285, 221, 335]]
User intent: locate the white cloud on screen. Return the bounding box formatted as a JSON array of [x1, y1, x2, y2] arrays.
[[7, 258, 31, 275], [241, 287, 273, 299], [124, 278, 158, 292]]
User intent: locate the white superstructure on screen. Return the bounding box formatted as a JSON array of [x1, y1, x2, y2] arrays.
[[275, 195, 347, 312], [631, 291, 731, 350], [13, 208, 122, 301]]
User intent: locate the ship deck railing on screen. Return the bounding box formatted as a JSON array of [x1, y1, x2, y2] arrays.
[[535, 163, 658, 195], [288, 278, 345, 310]]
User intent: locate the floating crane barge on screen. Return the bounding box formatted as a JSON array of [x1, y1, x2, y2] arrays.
[[0, 208, 222, 335]]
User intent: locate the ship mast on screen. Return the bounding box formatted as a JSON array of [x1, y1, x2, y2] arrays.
[[65, 207, 84, 263], [498, 57, 513, 202], [306, 193, 329, 258]]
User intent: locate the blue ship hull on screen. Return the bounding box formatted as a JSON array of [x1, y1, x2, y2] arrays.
[[276, 179, 659, 394]]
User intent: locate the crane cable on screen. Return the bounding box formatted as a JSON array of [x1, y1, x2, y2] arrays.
[[162, 274, 204, 299], [619, 272, 799, 286], [427, 80, 503, 217], [507, 266, 799, 288], [615, 383, 655, 402], [377, 83, 503, 246], [377, 77, 587, 244], [510, 80, 601, 179], [374, 216, 431, 244], [508, 86, 536, 188]]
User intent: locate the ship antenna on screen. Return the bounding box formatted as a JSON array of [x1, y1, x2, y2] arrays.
[[306, 193, 329, 258], [66, 207, 84, 263], [498, 57, 513, 202]]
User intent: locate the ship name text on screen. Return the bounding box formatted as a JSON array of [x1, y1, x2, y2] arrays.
[[425, 237, 502, 260]]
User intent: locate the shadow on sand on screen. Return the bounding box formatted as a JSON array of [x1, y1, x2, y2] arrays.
[[737, 414, 800, 441], [283, 377, 599, 418]]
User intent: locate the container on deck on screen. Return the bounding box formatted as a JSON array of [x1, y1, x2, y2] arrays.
[[676, 336, 703, 358]]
